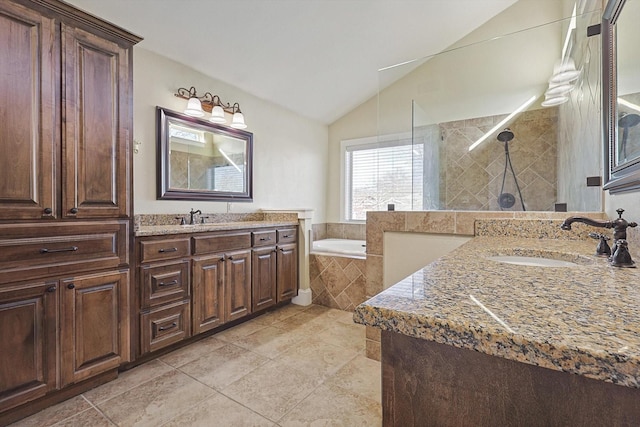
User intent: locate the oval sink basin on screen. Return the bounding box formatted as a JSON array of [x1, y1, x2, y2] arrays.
[[487, 255, 578, 267]]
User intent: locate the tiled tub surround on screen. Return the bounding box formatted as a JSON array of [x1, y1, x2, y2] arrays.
[[309, 252, 367, 311], [362, 210, 608, 360]]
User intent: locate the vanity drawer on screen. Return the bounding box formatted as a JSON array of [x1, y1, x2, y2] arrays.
[[141, 300, 191, 354], [252, 230, 276, 247], [277, 228, 297, 244], [139, 238, 190, 263], [0, 221, 128, 283], [193, 232, 251, 254], [140, 259, 190, 308]]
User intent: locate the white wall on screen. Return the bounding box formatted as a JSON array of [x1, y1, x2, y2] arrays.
[[383, 232, 471, 288], [133, 48, 329, 222]]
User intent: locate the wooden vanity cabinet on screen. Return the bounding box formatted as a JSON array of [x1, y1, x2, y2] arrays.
[[277, 229, 299, 302], [0, 0, 139, 422], [0, 281, 58, 413], [192, 232, 252, 333], [137, 237, 191, 355], [0, 0, 136, 221], [135, 226, 298, 359]]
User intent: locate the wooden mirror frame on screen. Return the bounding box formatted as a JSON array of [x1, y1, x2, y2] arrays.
[[156, 107, 253, 201], [602, 0, 640, 193]]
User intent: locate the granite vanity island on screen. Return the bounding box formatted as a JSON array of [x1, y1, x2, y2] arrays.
[[354, 227, 640, 426]]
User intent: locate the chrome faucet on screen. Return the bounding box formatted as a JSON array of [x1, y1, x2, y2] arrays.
[[561, 208, 637, 267], [189, 208, 202, 225]]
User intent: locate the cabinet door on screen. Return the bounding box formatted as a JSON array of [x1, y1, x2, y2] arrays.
[[277, 243, 298, 302], [62, 24, 131, 219], [192, 255, 225, 334], [252, 246, 277, 312], [60, 270, 129, 387], [225, 249, 252, 322], [0, 281, 58, 412], [0, 2, 56, 220]]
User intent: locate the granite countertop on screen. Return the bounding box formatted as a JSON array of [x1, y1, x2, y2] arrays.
[[354, 236, 640, 388], [135, 220, 299, 237]]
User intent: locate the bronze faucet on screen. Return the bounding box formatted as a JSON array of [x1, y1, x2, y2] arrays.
[[189, 208, 202, 225], [560, 208, 637, 267]]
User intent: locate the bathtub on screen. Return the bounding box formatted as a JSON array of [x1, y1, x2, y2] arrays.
[[309, 238, 367, 311], [311, 238, 366, 258]]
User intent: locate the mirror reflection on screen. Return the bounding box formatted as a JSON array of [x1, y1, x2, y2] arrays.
[[157, 107, 253, 201], [614, 0, 640, 168]]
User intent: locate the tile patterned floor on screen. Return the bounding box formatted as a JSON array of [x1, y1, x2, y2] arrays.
[[10, 304, 381, 427]]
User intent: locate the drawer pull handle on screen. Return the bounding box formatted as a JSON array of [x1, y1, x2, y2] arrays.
[[159, 247, 178, 253], [159, 280, 178, 287], [46, 286, 57, 293], [158, 322, 177, 332], [283, 235, 292, 238], [40, 246, 78, 254], [259, 237, 272, 241]]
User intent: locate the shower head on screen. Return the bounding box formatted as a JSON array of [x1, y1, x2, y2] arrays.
[[618, 113, 640, 128], [497, 129, 514, 143]]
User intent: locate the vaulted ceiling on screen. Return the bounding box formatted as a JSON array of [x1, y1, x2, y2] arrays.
[[65, 0, 519, 124]]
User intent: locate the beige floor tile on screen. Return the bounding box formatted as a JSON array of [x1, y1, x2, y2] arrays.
[[252, 303, 307, 325], [321, 307, 357, 325], [83, 359, 173, 405], [279, 383, 382, 427], [51, 407, 115, 427], [325, 355, 382, 403], [215, 318, 268, 343], [10, 395, 92, 427], [159, 335, 226, 367], [179, 343, 269, 390], [271, 311, 335, 336], [316, 321, 366, 354], [163, 391, 275, 427], [221, 359, 321, 422], [277, 338, 358, 382], [233, 325, 306, 358], [97, 369, 214, 427]]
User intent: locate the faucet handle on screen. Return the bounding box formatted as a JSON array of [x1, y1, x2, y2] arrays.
[[175, 216, 186, 225], [589, 232, 612, 257]]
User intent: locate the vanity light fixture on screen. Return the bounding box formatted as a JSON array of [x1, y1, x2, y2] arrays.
[[175, 86, 248, 129]]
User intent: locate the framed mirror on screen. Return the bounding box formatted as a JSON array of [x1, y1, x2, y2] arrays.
[[603, 0, 640, 193], [157, 107, 253, 201]]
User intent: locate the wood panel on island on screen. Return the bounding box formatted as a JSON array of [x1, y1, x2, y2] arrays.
[[0, 0, 141, 423], [134, 226, 299, 358]]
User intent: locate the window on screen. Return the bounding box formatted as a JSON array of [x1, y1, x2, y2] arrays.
[[342, 135, 424, 221]]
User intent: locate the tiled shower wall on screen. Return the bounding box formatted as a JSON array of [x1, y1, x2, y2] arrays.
[[435, 107, 559, 211], [312, 223, 366, 241]]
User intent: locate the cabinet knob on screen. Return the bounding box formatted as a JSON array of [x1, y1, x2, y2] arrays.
[[46, 286, 57, 293], [228, 255, 234, 260], [219, 256, 225, 262], [69, 207, 78, 214], [43, 207, 53, 215], [67, 283, 75, 289]]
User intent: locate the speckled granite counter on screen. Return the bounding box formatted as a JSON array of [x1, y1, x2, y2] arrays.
[[135, 220, 299, 237], [354, 236, 640, 388]]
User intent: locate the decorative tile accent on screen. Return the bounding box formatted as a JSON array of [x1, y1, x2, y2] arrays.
[[310, 254, 367, 311]]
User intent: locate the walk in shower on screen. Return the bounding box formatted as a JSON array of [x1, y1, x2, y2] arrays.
[[375, 1, 604, 213]]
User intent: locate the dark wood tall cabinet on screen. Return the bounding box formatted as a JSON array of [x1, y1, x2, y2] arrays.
[[0, 0, 140, 423]]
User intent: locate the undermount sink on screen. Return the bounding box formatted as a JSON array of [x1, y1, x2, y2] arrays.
[[486, 255, 579, 268]]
